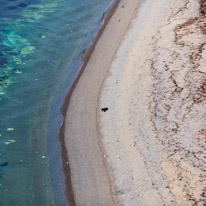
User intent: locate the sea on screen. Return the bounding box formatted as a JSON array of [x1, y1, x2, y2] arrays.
[[0, 0, 113, 205]]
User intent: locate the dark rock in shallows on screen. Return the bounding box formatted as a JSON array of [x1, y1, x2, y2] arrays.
[[0, 162, 8, 167]]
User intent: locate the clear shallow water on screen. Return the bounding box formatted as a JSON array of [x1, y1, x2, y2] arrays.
[[0, 0, 113, 205]]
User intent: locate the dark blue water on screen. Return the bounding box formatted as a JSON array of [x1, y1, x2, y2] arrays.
[[0, 0, 113, 205]]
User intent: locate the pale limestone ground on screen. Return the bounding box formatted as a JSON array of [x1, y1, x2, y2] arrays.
[[99, 0, 206, 205]]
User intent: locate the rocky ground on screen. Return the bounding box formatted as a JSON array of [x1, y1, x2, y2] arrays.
[[99, 0, 206, 205], [150, 0, 206, 204]]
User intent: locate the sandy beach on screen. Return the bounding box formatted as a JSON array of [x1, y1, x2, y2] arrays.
[[64, 0, 206, 205]]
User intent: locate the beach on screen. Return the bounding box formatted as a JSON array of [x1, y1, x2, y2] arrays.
[[64, 0, 206, 205]]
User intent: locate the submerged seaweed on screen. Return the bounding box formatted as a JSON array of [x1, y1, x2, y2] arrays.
[[0, 0, 63, 96]]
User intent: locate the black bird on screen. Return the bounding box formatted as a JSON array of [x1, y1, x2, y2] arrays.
[[101, 107, 108, 112]]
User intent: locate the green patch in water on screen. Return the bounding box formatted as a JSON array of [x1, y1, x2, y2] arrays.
[[12, 57, 22, 64], [0, 76, 12, 89], [8, 139, 16, 143], [13, 69, 22, 74], [7, 128, 14, 131], [20, 46, 35, 55], [5, 139, 16, 145]]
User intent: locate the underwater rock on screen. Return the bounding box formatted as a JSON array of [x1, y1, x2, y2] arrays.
[[12, 57, 22, 65], [3, 66, 14, 72], [0, 76, 10, 82], [13, 69, 22, 74], [20, 46, 35, 55], [8, 140, 16, 143], [5, 139, 16, 145], [0, 76, 11, 88], [7, 128, 14, 131], [0, 162, 8, 167]]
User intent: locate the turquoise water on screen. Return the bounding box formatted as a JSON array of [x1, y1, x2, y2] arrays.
[[0, 0, 113, 205]]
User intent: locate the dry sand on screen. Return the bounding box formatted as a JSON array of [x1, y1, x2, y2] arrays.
[[64, 0, 206, 205]]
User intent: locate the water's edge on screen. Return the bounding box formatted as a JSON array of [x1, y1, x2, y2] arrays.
[[58, 0, 120, 205]]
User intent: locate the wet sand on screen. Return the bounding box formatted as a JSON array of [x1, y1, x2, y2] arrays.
[[63, 0, 143, 205], [64, 0, 206, 205]]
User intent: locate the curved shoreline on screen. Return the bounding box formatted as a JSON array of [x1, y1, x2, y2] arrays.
[[59, 0, 120, 205], [61, 0, 143, 205], [59, 0, 206, 204]]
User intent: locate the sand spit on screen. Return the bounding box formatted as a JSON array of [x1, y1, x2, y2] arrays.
[[99, 0, 206, 205]]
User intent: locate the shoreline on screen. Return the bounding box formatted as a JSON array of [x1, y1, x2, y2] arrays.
[[58, 0, 120, 205], [59, 0, 206, 204], [62, 0, 143, 205]]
